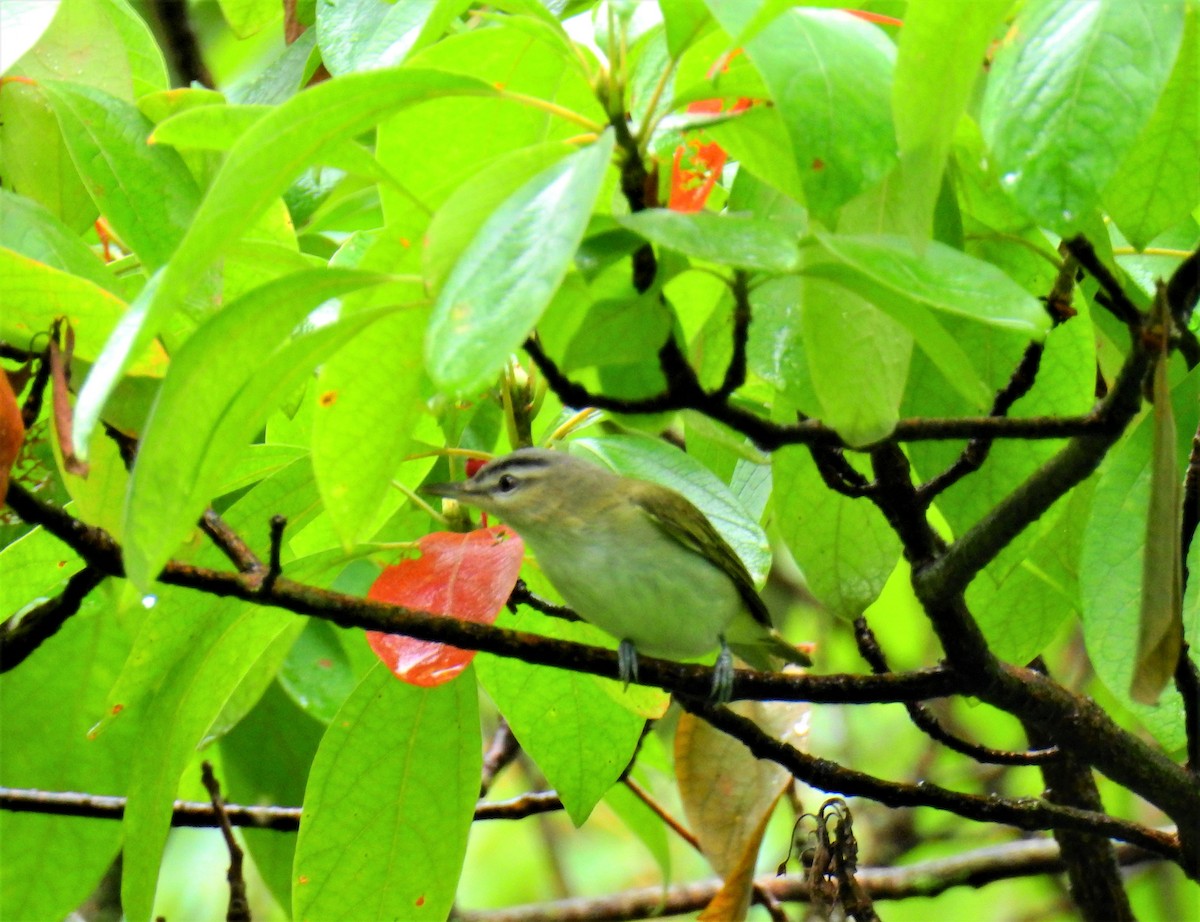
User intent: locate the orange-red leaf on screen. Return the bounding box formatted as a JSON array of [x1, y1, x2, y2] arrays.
[[0, 369, 25, 502], [366, 526, 524, 686]]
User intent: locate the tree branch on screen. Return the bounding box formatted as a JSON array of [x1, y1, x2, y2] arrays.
[[452, 838, 1165, 920], [0, 566, 106, 673], [1, 480, 960, 707], [675, 695, 1178, 860]]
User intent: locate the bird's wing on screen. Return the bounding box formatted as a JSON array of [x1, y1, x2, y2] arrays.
[[629, 481, 774, 629]]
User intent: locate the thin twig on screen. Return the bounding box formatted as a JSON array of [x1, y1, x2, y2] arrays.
[[0, 567, 106, 673], [451, 838, 1165, 920], [200, 509, 264, 574], [0, 786, 565, 828], [853, 618, 1060, 766], [262, 515, 287, 594], [200, 762, 251, 922]]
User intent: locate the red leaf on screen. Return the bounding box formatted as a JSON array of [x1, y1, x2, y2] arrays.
[[0, 369, 25, 502], [366, 526, 525, 686]]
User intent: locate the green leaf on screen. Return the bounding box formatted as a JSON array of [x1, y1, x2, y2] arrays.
[[570, 433, 771, 585], [734, 8, 896, 223], [293, 664, 480, 921], [475, 606, 645, 826], [317, 0, 467, 75], [123, 269, 396, 589], [1104, 7, 1200, 250], [0, 190, 121, 295], [311, 307, 431, 549], [120, 600, 297, 922], [887, 0, 1010, 239], [72, 68, 498, 455], [811, 234, 1051, 334], [660, 0, 713, 59], [617, 209, 800, 272], [150, 103, 269, 150], [220, 681, 325, 916], [424, 141, 576, 292], [1079, 369, 1199, 751], [0, 593, 136, 922], [217, 0, 281, 38], [0, 246, 165, 375], [773, 442, 901, 618], [800, 275, 911, 447], [982, 0, 1185, 233], [42, 81, 200, 271], [4, 0, 167, 98], [425, 131, 615, 395]]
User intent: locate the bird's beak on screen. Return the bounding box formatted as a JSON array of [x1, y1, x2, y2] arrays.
[[420, 480, 469, 499]]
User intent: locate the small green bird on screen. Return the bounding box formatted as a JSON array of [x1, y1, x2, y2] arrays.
[[422, 447, 810, 701]]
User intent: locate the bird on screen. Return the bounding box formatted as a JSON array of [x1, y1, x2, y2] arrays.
[[421, 447, 810, 701]]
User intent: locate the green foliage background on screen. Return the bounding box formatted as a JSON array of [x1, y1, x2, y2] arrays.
[[1, 0, 1198, 920]]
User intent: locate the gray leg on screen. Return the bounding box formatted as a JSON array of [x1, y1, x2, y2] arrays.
[[618, 639, 639, 688], [711, 637, 734, 704]]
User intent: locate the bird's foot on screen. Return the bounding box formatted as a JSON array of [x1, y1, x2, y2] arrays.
[[711, 639, 734, 704], [617, 639, 639, 689]]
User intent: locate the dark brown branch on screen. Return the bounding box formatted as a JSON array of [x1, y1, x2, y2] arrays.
[[201, 509, 264, 574], [918, 341, 1046, 504], [854, 618, 1059, 766], [1, 479, 961, 706], [0, 786, 564, 828], [0, 566, 105, 672], [452, 838, 1164, 920], [200, 762, 250, 922], [675, 696, 1179, 861], [915, 323, 1150, 603], [1062, 236, 1143, 327], [18, 341, 51, 429], [714, 270, 752, 399], [525, 335, 1119, 452], [262, 514, 287, 593], [480, 719, 521, 794], [1021, 660, 1133, 922], [151, 0, 214, 88]]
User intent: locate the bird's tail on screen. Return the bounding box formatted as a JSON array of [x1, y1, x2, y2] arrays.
[[730, 629, 813, 672]]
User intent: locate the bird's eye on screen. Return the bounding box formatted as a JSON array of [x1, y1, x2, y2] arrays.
[[497, 474, 517, 493]]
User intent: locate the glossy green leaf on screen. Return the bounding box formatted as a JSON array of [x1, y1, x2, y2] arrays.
[[704, 106, 808, 205], [773, 442, 901, 618], [1104, 7, 1200, 250], [570, 433, 771, 585], [72, 68, 498, 455], [982, 0, 1185, 233], [737, 8, 896, 223], [123, 269, 395, 589], [42, 80, 199, 271], [888, 0, 1010, 239], [423, 141, 575, 292], [311, 307, 431, 549], [475, 605, 646, 825], [317, 0, 466, 75], [293, 664, 480, 921], [0, 592, 136, 922], [617, 209, 800, 271], [425, 131, 614, 396], [811, 234, 1051, 335], [800, 275, 911, 447]]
